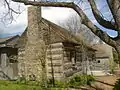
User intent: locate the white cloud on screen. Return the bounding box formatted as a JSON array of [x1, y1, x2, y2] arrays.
[[42, 7, 75, 23]]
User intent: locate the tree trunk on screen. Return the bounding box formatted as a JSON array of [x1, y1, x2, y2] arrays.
[[113, 0, 120, 67], [115, 45, 120, 67], [41, 66, 47, 87]]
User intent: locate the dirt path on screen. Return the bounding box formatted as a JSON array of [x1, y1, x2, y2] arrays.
[[91, 75, 120, 90], [69, 75, 120, 90]]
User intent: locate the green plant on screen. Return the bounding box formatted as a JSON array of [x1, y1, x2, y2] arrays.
[[67, 74, 95, 88], [0, 80, 43, 90], [109, 58, 115, 74], [113, 79, 120, 90], [47, 78, 67, 88], [16, 76, 27, 84], [55, 80, 65, 88]]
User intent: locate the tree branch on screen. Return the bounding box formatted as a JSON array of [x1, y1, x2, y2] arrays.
[[106, 0, 117, 23], [5, 0, 20, 14], [12, 0, 117, 47], [12, 0, 74, 7], [88, 0, 118, 31]]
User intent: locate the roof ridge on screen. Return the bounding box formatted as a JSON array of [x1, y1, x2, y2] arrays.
[[41, 18, 80, 44]]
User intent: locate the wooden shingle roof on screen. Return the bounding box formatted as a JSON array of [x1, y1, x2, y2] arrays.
[[42, 18, 80, 45], [42, 18, 96, 50]]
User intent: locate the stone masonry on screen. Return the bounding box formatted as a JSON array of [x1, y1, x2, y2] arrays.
[[18, 6, 46, 80]]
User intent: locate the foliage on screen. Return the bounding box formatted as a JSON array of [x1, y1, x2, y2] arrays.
[[113, 79, 120, 90], [67, 74, 95, 88], [47, 78, 67, 88], [109, 58, 115, 74], [113, 50, 119, 64], [0, 74, 95, 90], [16, 75, 27, 84], [47, 74, 95, 88]]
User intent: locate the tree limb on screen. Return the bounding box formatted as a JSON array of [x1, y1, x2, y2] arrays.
[[106, 0, 117, 23], [4, 0, 20, 14], [12, 0, 117, 47], [88, 0, 118, 31]]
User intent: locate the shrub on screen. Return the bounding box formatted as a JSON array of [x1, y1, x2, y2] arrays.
[[47, 74, 95, 88], [67, 74, 95, 88], [16, 75, 27, 84], [113, 79, 120, 90], [47, 78, 67, 88]]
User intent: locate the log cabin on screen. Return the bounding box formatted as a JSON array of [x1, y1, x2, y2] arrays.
[[17, 6, 96, 80]]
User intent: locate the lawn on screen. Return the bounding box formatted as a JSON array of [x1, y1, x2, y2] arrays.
[[0, 80, 68, 90], [0, 74, 95, 90], [0, 84, 42, 90], [0, 81, 42, 90], [0, 83, 68, 90]]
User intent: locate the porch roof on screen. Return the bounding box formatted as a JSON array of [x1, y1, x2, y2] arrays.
[[0, 35, 19, 48]]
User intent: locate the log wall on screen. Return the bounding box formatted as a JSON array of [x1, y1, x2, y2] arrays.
[[46, 43, 64, 80], [63, 43, 83, 77]]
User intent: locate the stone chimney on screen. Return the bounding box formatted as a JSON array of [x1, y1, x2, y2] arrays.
[[27, 6, 41, 42], [24, 6, 44, 80]]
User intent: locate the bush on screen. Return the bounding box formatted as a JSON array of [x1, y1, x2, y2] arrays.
[[47, 74, 95, 88], [67, 74, 95, 88], [47, 78, 67, 88], [16, 76, 26, 84], [113, 79, 120, 90]]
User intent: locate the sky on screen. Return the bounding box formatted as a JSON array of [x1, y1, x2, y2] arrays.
[[0, 0, 118, 38]]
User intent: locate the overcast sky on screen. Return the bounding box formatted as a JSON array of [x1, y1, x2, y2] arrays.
[[0, 0, 117, 38]]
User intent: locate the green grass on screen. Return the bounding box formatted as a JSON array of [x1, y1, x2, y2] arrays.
[[0, 80, 42, 90], [0, 84, 42, 90], [0, 80, 68, 90], [0, 74, 95, 90], [0, 84, 68, 90], [48, 88, 68, 90]]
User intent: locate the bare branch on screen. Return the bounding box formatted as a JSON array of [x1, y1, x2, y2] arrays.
[[107, 0, 120, 28], [88, 0, 118, 31], [106, 0, 116, 21], [4, 0, 21, 14], [0, 0, 22, 24]]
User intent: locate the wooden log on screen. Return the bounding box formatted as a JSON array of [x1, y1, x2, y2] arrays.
[[47, 60, 62, 64], [48, 43, 63, 48], [47, 47, 63, 52], [47, 54, 62, 61], [48, 63, 62, 66], [47, 50, 63, 55]]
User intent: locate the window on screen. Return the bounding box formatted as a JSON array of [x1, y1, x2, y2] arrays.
[[70, 51, 76, 64]]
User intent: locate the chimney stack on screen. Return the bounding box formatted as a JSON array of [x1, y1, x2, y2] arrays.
[[24, 6, 43, 79], [27, 6, 41, 42]]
